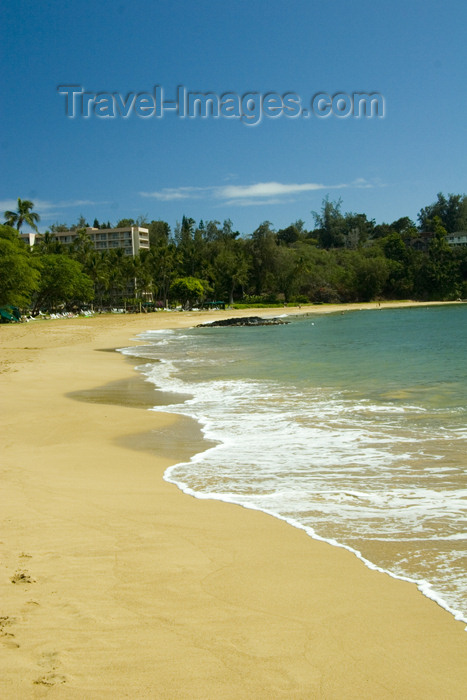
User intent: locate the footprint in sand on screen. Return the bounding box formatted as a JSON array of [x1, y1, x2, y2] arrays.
[[34, 651, 68, 686], [10, 570, 36, 584], [0, 616, 20, 649], [33, 673, 67, 686]]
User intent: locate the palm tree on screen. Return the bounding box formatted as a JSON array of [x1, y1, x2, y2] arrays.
[[85, 252, 109, 308], [4, 198, 40, 232], [34, 232, 63, 254], [71, 228, 93, 264]]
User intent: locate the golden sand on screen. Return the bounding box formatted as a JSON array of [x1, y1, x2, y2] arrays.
[[1, 303, 466, 698]]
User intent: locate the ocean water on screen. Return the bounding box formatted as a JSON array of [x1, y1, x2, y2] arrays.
[[121, 305, 467, 625]]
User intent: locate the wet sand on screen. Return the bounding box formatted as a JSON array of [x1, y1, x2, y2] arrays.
[[0, 303, 466, 698]]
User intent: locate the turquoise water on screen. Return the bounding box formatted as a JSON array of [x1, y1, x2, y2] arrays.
[[123, 305, 467, 624]]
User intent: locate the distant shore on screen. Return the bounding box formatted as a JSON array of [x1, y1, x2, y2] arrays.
[[1, 301, 466, 698]]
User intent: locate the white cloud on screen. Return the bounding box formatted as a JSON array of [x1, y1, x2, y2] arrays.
[[140, 178, 376, 205], [140, 187, 211, 201], [222, 197, 285, 207], [218, 182, 327, 199], [350, 178, 374, 189]]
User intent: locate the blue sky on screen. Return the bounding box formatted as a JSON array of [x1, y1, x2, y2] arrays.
[[1, 0, 466, 235]]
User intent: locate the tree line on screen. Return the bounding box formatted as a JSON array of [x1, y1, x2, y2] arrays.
[[1, 192, 467, 314]]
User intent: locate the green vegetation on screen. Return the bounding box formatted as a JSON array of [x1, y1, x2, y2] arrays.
[[4, 198, 40, 232], [0, 226, 40, 307], [1, 193, 467, 318]]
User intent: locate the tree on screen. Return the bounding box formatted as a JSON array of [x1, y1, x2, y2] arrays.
[[71, 228, 93, 265], [248, 221, 278, 295], [342, 212, 374, 248], [116, 218, 135, 228], [0, 225, 40, 306], [212, 239, 249, 304], [84, 252, 109, 307], [273, 246, 303, 302], [391, 216, 416, 235], [4, 198, 40, 232], [135, 214, 148, 227], [277, 223, 300, 246], [151, 244, 178, 307], [418, 193, 467, 233], [312, 196, 345, 248], [32, 254, 93, 313], [339, 250, 389, 302], [72, 215, 89, 230], [413, 217, 459, 299], [175, 216, 198, 276], [170, 276, 210, 309], [49, 222, 69, 233], [381, 232, 408, 263], [104, 248, 133, 306], [352, 253, 389, 301], [131, 251, 154, 301], [148, 220, 170, 247], [35, 232, 63, 254], [204, 220, 222, 242]]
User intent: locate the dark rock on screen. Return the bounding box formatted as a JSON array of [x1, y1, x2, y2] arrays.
[[198, 316, 289, 327]]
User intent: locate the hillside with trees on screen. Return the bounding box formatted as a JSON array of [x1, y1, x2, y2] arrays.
[[1, 193, 467, 315]]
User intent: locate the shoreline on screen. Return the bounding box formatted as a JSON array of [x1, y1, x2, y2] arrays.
[[131, 303, 467, 628], [1, 302, 467, 698]]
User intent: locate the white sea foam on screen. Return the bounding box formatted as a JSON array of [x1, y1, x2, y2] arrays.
[[118, 319, 467, 628]]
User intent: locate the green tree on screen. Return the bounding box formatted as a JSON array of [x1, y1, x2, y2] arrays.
[[248, 221, 278, 295], [71, 215, 89, 231], [135, 215, 148, 227], [212, 239, 249, 304], [105, 248, 133, 306], [116, 218, 135, 228], [414, 217, 459, 299], [418, 193, 467, 233], [32, 254, 93, 313], [84, 252, 109, 307], [131, 251, 154, 301], [391, 217, 416, 235], [175, 216, 197, 276], [0, 225, 40, 306], [148, 220, 170, 247], [381, 232, 408, 263], [49, 222, 69, 233], [378, 232, 413, 298], [34, 232, 63, 254], [312, 197, 345, 249], [71, 228, 94, 265], [342, 212, 374, 248], [150, 244, 178, 307], [170, 276, 210, 308], [4, 198, 40, 232], [273, 246, 303, 302], [204, 220, 222, 242], [351, 253, 389, 301], [277, 221, 304, 246]]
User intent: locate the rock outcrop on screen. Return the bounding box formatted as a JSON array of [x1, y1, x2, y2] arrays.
[[198, 316, 289, 327]]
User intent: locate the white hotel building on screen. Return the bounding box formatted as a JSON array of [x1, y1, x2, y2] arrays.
[[446, 232, 467, 248], [21, 225, 150, 256]]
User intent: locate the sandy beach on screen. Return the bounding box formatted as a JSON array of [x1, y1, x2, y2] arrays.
[[1, 302, 466, 699]]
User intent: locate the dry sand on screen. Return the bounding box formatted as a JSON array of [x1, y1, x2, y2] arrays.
[[0, 302, 466, 699]]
